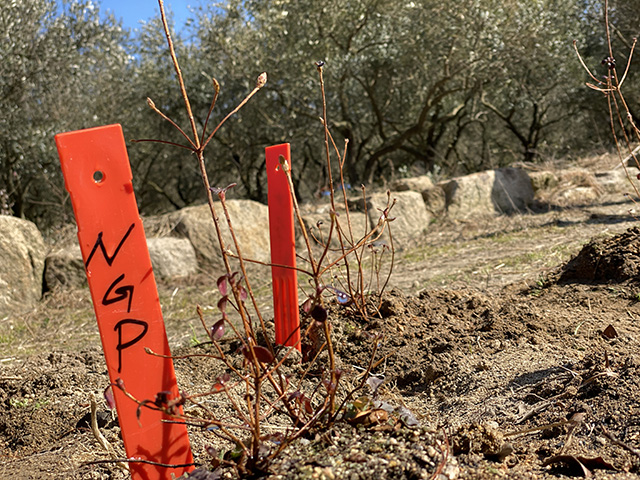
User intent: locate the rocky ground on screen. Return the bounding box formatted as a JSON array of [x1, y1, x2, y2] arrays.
[[2, 157, 640, 479]]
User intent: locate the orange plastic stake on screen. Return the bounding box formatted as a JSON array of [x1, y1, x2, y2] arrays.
[[265, 144, 301, 351], [55, 124, 193, 479]]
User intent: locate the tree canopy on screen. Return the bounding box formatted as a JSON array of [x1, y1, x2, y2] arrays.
[[0, 0, 632, 228]]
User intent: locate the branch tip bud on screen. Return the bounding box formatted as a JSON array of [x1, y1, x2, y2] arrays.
[[256, 72, 267, 88]]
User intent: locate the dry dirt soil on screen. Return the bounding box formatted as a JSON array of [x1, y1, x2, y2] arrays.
[[2, 169, 640, 480]]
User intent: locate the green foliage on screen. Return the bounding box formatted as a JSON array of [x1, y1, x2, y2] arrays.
[[0, 0, 132, 227], [189, 0, 600, 197], [0, 0, 629, 227]]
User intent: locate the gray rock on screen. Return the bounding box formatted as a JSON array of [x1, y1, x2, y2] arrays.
[[167, 200, 270, 271], [595, 169, 638, 194], [147, 237, 197, 279], [529, 170, 559, 193], [492, 167, 535, 213], [439, 168, 533, 219], [556, 186, 601, 206], [0, 216, 45, 315], [421, 186, 447, 218], [44, 245, 85, 291], [531, 169, 603, 206], [392, 175, 434, 192], [352, 191, 431, 249], [45, 235, 199, 290]]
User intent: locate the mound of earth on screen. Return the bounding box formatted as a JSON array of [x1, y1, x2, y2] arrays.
[[558, 227, 640, 284], [2, 228, 640, 479]]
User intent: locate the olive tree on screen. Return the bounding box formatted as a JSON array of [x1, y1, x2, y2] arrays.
[[188, 0, 601, 199], [477, 0, 592, 165], [0, 0, 132, 227], [189, 0, 501, 198]]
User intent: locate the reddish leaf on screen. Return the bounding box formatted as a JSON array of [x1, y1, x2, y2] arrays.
[[217, 297, 228, 313], [302, 396, 313, 415], [288, 391, 302, 401], [229, 272, 240, 287], [323, 379, 336, 394], [311, 304, 327, 323], [210, 319, 225, 342], [243, 345, 274, 364], [103, 385, 115, 410], [301, 298, 312, 314], [217, 275, 228, 296], [601, 324, 618, 339], [238, 285, 248, 302], [291, 392, 313, 415], [154, 391, 171, 407]]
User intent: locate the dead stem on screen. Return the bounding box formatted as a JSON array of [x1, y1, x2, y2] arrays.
[[202, 73, 267, 150], [89, 393, 129, 472], [217, 194, 273, 353], [602, 426, 640, 460], [316, 62, 336, 209], [157, 0, 200, 147]]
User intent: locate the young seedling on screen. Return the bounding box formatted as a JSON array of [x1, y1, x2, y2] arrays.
[[111, 1, 397, 477]]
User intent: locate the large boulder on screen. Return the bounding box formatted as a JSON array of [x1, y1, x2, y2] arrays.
[[439, 167, 534, 220], [421, 186, 447, 218], [392, 175, 434, 193], [147, 237, 197, 279], [167, 200, 271, 271], [595, 169, 638, 194], [392, 175, 446, 218], [351, 191, 431, 248], [44, 245, 86, 291], [0, 216, 45, 314], [45, 235, 198, 291], [530, 168, 604, 206]]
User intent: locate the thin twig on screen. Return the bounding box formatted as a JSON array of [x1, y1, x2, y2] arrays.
[[83, 458, 199, 469], [89, 393, 129, 472], [602, 426, 640, 460], [157, 0, 200, 148]]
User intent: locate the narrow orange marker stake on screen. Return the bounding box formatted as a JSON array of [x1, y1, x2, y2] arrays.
[[55, 125, 193, 479], [265, 144, 301, 351]]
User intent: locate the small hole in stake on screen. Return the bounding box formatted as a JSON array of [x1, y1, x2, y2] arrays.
[[93, 171, 105, 183]]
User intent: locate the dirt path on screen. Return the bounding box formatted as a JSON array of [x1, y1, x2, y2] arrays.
[[394, 194, 638, 295]]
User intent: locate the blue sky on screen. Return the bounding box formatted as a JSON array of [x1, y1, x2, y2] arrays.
[[99, 0, 195, 32]]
